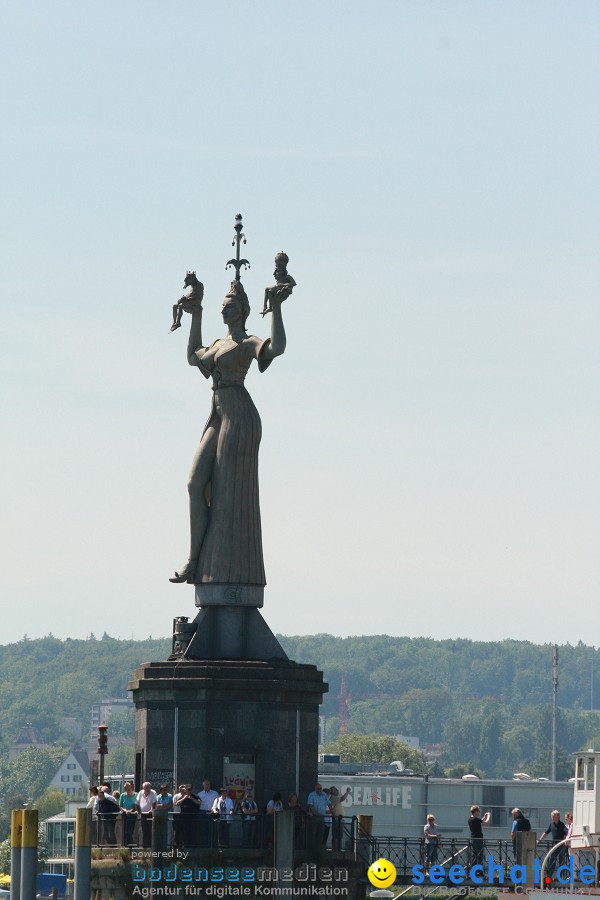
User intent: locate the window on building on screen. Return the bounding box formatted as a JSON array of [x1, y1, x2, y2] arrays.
[[587, 758, 595, 792], [60, 775, 69, 782], [73, 775, 82, 782], [67, 763, 76, 769]]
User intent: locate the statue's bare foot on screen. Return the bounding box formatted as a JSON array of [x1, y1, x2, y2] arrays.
[[169, 560, 196, 584]]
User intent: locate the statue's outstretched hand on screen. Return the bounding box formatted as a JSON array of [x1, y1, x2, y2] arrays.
[[271, 284, 293, 304], [181, 298, 202, 314]]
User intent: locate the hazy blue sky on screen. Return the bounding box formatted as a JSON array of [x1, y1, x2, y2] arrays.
[[1, 1, 598, 646]]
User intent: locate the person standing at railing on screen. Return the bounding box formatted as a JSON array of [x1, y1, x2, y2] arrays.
[[212, 787, 235, 847], [135, 782, 158, 849], [87, 787, 99, 845], [424, 814, 441, 874], [197, 779, 219, 847], [468, 805, 491, 866], [329, 786, 351, 851], [537, 809, 567, 879], [307, 784, 332, 848], [241, 791, 258, 847], [564, 812, 577, 878], [175, 785, 201, 848], [119, 782, 137, 846], [172, 784, 187, 848], [97, 786, 119, 845], [155, 784, 173, 849]]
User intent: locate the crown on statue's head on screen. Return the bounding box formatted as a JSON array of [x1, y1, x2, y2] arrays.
[[226, 279, 247, 301]]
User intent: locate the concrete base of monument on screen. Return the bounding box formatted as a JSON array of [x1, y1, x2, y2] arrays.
[[195, 583, 265, 607], [172, 606, 287, 660], [128, 658, 328, 803]]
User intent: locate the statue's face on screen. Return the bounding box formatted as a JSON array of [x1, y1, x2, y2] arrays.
[[222, 296, 242, 325]]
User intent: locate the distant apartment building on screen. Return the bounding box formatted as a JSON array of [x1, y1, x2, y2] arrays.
[[90, 696, 133, 735]]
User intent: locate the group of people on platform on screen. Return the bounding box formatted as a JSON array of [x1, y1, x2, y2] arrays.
[[88, 779, 351, 851], [423, 805, 575, 880]]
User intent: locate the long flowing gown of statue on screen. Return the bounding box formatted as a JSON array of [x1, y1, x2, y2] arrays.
[[193, 334, 272, 586]]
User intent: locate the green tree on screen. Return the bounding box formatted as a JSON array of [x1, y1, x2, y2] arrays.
[[443, 763, 485, 779], [497, 723, 538, 775], [322, 733, 428, 773], [530, 745, 572, 781], [106, 709, 135, 739], [8, 747, 66, 801], [105, 744, 134, 775], [34, 787, 68, 821], [0, 838, 10, 874], [478, 707, 503, 773], [442, 715, 481, 768]]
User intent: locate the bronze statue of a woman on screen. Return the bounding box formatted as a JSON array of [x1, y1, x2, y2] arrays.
[[169, 217, 294, 609]]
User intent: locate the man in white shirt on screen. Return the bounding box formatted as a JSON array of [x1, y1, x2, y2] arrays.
[[135, 782, 158, 848], [198, 779, 219, 847], [307, 783, 332, 848]]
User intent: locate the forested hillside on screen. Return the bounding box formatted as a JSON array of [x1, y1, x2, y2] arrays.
[[1, 633, 599, 782], [281, 635, 600, 779], [0, 634, 169, 749]]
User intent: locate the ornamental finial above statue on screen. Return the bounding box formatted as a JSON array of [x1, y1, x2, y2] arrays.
[[168, 214, 295, 611], [225, 213, 251, 282]]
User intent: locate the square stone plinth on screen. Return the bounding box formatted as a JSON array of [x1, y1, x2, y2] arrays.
[[128, 659, 327, 806]]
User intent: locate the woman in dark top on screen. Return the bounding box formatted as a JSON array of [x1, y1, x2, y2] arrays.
[[176, 786, 201, 847], [468, 805, 491, 866]]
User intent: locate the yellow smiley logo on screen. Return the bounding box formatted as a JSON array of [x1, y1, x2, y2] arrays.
[[368, 858, 397, 889]]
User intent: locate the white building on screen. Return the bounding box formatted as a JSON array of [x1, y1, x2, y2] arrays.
[[50, 750, 90, 797], [318, 767, 574, 841]]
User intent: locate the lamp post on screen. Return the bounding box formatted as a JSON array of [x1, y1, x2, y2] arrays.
[[551, 646, 558, 781]]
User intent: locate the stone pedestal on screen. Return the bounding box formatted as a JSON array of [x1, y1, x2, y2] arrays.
[[128, 658, 327, 805], [173, 607, 288, 661]]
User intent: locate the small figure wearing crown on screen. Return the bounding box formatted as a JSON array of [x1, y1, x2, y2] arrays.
[[170, 271, 204, 332], [261, 251, 296, 316]]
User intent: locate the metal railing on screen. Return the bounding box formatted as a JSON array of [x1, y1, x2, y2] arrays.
[[93, 812, 357, 852], [359, 836, 600, 884], [91, 817, 599, 887]]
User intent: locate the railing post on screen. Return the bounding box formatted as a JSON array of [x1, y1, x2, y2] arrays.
[[152, 814, 167, 853], [74, 808, 92, 900], [20, 809, 38, 900], [10, 810, 22, 900]]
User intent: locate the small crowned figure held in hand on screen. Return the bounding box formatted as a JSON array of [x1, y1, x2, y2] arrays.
[[170, 271, 204, 332], [261, 251, 296, 316]]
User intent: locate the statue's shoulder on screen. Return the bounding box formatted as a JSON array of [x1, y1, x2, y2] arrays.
[[244, 334, 264, 351], [245, 334, 271, 357]]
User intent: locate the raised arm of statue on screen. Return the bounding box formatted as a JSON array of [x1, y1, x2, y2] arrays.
[[186, 306, 204, 366], [261, 284, 290, 361]]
